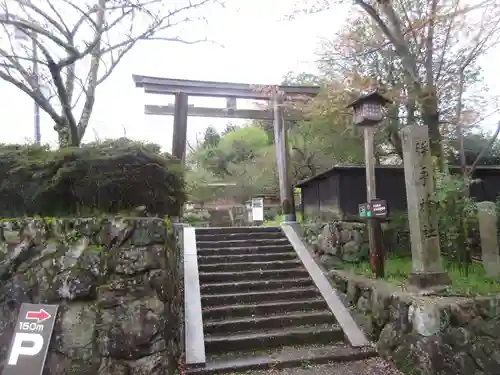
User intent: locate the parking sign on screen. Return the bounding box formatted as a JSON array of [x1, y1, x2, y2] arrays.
[[2, 303, 58, 375]]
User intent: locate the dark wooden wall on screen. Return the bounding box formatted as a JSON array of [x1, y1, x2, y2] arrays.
[[299, 167, 500, 221], [337, 168, 407, 219]]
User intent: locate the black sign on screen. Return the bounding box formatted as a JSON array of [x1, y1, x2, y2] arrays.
[[2, 303, 58, 375], [359, 199, 388, 219]]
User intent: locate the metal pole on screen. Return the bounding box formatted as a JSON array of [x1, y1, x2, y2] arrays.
[[364, 126, 384, 278], [32, 35, 41, 144]]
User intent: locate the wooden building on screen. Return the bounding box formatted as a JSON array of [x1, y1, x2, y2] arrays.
[[296, 165, 500, 221]]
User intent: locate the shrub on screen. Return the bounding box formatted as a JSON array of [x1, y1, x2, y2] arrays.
[[0, 138, 185, 216]]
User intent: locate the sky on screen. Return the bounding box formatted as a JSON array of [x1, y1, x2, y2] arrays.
[[0, 0, 499, 152]]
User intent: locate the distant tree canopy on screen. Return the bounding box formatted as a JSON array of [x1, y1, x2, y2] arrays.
[[0, 138, 184, 217], [186, 67, 500, 207]]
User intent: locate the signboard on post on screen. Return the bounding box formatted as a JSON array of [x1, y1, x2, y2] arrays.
[[358, 199, 388, 219], [2, 303, 58, 375], [251, 197, 264, 222]]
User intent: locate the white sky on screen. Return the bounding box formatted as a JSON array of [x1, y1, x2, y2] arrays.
[[0, 0, 499, 151]]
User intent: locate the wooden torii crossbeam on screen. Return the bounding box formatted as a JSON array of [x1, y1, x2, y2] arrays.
[[132, 74, 321, 222]]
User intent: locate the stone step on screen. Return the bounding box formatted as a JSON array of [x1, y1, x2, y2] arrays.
[[204, 324, 344, 354], [203, 310, 336, 335], [196, 231, 286, 241], [195, 226, 281, 235], [199, 268, 309, 283], [198, 252, 297, 264], [202, 298, 328, 320], [187, 344, 376, 374], [198, 259, 301, 273], [197, 245, 294, 256], [200, 278, 314, 294], [202, 287, 320, 307], [197, 238, 290, 249]]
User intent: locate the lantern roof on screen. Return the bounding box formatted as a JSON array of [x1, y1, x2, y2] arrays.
[[346, 90, 392, 109]]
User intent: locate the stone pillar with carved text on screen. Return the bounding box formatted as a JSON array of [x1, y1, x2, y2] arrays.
[[401, 125, 449, 288]]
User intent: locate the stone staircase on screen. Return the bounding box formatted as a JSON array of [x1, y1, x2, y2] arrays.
[[188, 226, 375, 374]]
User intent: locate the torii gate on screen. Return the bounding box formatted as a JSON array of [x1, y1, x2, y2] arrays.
[[132, 75, 320, 222]]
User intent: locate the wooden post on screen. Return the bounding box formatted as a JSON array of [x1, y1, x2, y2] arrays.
[[364, 127, 376, 201], [363, 126, 384, 278], [401, 125, 449, 288], [172, 92, 189, 164], [171, 92, 188, 221], [273, 93, 296, 222], [226, 97, 237, 110]]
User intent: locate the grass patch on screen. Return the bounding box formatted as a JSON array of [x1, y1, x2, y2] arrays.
[[343, 255, 500, 296], [264, 212, 303, 226]]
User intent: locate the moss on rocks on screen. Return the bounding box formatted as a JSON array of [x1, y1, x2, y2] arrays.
[[0, 216, 182, 375]]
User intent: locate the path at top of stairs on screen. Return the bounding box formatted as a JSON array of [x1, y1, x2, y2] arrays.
[[189, 226, 376, 375]]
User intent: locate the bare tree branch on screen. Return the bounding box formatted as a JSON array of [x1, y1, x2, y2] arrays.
[[469, 120, 500, 176], [0, 0, 223, 147]]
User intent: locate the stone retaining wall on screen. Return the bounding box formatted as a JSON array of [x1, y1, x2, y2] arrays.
[[303, 221, 371, 265], [304, 219, 484, 267], [328, 270, 500, 375], [0, 217, 182, 375]]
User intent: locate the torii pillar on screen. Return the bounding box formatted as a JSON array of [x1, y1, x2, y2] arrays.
[[273, 92, 296, 222], [172, 92, 189, 164]]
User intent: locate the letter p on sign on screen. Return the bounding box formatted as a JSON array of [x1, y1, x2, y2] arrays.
[[8, 333, 44, 365]]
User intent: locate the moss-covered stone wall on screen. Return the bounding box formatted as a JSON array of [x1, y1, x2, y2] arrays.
[[0, 217, 182, 375], [329, 270, 500, 375]]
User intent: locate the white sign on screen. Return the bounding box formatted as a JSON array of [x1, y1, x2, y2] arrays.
[[252, 198, 264, 222]]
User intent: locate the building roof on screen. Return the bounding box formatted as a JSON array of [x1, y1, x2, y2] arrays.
[[296, 164, 500, 187]]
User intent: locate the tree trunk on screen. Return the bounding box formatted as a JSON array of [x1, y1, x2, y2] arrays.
[[54, 118, 80, 147], [420, 88, 445, 170]]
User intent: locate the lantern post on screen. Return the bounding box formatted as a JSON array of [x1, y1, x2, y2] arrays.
[[347, 90, 392, 278]]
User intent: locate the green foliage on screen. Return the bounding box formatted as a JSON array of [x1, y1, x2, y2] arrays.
[[186, 70, 372, 205], [202, 126, 221, 148], [217, 126, 269, 163], [0, 139, 185, 217], [182, 211, 210, 226], [187, 124, 276, 203], [433, 170, 478, 275], [282, 71, 325, 86], [264, 212, 303, 226]]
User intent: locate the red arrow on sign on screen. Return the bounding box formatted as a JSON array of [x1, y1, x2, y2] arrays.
[[26, 309, 51, 323]]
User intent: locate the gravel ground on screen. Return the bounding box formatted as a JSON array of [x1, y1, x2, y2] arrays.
[[225, 358, 406, 375]]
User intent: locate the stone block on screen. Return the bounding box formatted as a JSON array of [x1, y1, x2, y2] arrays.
[[477, 201, 500, 278]]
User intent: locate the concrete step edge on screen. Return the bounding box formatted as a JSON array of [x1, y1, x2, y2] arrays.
[[204, 310, 334, 327], [198, 259, 301, 268], [200, 277, 312, 290], [199, 268, 306, 276], [196, 246, 294, 254], [204, 323, 343, 343], [202, 286, 318, 299], [202, 298, 326, 314], [198, 252, 296, 258]]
